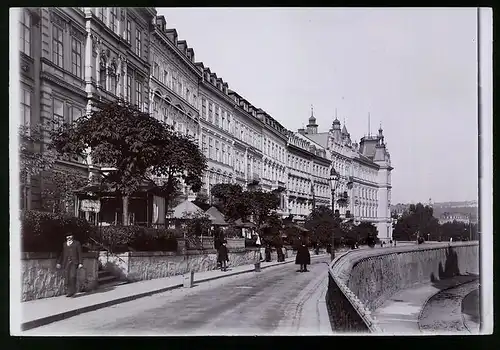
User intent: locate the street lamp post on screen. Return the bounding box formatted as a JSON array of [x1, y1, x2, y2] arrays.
[[329, 167, 340, 261]]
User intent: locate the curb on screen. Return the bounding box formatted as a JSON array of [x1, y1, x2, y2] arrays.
[[22, 254, 329, 331], [417, 276, 479, 333]]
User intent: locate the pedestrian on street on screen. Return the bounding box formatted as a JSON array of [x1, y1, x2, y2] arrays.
[[295, 242, 311, 272], [56, 233, 83, 297], [217, 240, 229, 272]]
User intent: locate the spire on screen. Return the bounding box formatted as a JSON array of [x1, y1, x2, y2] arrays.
[[308, 104, 316, 124], [368, 112, 371, 137]]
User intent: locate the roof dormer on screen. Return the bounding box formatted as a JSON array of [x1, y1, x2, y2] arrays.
[[177, 40, 187, 55], [187, 48, 195, 62], [155, 16, 166, 32], [165, 28, 178, 45]]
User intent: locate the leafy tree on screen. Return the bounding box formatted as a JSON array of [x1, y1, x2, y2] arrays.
[[211, 183, 249, 223], [353, 222, 378, 247], [260, 211, 283, 246], [392, 203, 439, 241], [305, 205, 342, 247], [50, 101, 207, 225], [247, 190, 280, 230], [19, 124, 57, 209], [41, 167, 89, 214], [181, 211, 212, 237]]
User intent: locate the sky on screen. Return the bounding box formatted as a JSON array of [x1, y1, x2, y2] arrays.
[[157, 7, 483, 204]]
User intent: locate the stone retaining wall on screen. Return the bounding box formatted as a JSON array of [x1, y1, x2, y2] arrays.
[[21, 252, 99, 302], [326, 242, 479, 333], [99, 248, 260, 282]]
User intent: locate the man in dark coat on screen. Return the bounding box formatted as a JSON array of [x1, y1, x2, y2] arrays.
[[217, 241, 229, 272], [295, 242, 311, 272], [56, 233, 83, 297]]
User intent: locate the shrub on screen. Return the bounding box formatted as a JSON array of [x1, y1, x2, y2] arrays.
[[21, 210, 95, 252], [245, 238, 258, 247], [92, 225, 178, 253]]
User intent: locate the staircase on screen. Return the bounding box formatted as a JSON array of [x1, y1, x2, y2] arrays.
[[97, 265, 128, 288]]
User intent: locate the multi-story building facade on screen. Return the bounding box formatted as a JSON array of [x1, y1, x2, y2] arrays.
[[227, 91, 264, 190], [18, 7, 156, 210], [19, 8, 393, 239], [287, 113, 332, 222], [149, 16, 202, 200], [438, 212, 471, 225], [301, 115, 394, 242], [258, 110, 288, 214], [196, 65, 238, 197]]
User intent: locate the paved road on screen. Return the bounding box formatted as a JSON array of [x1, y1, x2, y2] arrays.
[[25, 257, 332, 336]]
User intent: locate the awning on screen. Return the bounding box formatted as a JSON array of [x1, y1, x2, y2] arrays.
[[169, 199, 204, 219], [234, 219, 256, 228], [205, 206, 228, 226]]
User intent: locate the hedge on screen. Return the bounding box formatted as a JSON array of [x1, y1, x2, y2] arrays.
[[21, 210, 95, 252], [91, 226, 178, 253]]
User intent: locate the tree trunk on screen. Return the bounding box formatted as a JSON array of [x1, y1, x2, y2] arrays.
[[122, 195, 129, 226]]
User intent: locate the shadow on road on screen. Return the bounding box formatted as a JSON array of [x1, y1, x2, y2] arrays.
[[461, 289, 480, 324]]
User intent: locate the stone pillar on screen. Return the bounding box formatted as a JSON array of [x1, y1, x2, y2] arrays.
[[123, 59, 128, 102], [95, 48, 101, 88]]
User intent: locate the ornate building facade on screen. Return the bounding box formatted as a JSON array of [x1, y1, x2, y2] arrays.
[[301, 115, 393, 242], [18, 7, 156, 210], [18, 8, 394, 241]]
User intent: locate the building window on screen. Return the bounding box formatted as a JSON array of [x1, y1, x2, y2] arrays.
[[52, 25, 64, 68], [53, 98, 65, 129], [109, 73, 117, 95], [135, 80, 142, 110], [221, 111, 226, 131], [99, 67, 106, 88], [126, 74, 132, 102], [68, 105, 83, 124], [186, 88, 190, 104], [222, 144, 226, 164], [135, 29, 142, 57], [153, 63, 159, 79], [201, 97, 207, 119], [215, 106, 220, 127], [208, 102, 213, 123], [20, 88, 31, 126], [20, 10, 31, 56], [209, 138, 213, 159], [215, 141, 220, 162], [109, 8, 118, 33], [98, 7, 107, 24], [71, 37, 82, 78], [163, 70, 168, 86], [126, 20, 131, 43], [202, 135, 207, 156]]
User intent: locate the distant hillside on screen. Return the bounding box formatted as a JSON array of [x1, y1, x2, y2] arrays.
[[390, 201, 478, 222]]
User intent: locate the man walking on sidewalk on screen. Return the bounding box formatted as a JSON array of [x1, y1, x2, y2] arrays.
[[217, 240, 229, 272], [56, 233, 83, 297]]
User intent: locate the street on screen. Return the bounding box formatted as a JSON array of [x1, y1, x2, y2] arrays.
[[25, 256, 332, 336]]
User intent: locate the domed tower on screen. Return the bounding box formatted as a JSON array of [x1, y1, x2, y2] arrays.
[[306, 105, 318, 134], [377, 123, 385, 146]]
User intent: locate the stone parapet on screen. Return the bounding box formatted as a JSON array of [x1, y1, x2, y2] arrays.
[[21, 252, 99, 302], [99, 248, 260, 283], [325, 242, 479, 333]]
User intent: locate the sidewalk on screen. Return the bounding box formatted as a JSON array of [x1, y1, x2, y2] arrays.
[[21, 254, 329, 331], [371, 275, 479, 334]]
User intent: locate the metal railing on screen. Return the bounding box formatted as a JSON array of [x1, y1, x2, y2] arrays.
[[89, 237, 127, 264]]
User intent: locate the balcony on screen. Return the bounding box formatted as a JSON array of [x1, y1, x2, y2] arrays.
[[247, 172, 260, 185]]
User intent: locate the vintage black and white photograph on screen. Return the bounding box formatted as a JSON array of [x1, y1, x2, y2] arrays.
[[10, 7, 492, 336]]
